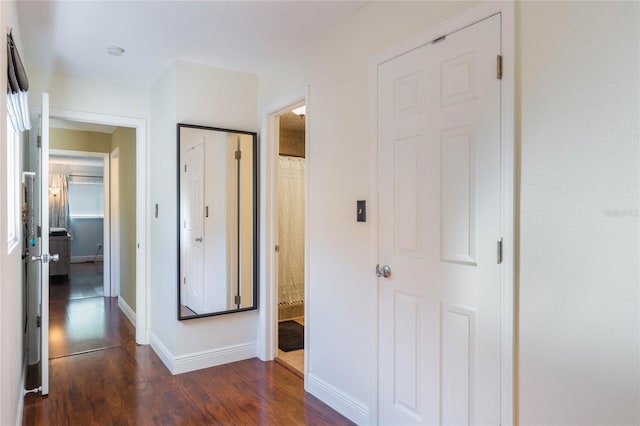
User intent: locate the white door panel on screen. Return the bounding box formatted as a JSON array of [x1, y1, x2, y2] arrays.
[[181, 141, 205, 314], [32, 93, 51, 395], [25, 94, 50, 395], [378, 15, 501, 425]]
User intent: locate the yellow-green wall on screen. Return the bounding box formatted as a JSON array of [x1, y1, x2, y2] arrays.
[[111, 127, 137, 310], [50, 128, 111, 153]]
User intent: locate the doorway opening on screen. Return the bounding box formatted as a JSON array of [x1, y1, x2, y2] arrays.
[[47, 108, 148, 345], [23, 106, 147, 394], [49, 150, 107, 282], [274, 103, 307, 376], [46, 121, 137, 359]]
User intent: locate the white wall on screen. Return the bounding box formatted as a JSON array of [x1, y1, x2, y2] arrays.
[[259, 1, 480, 422], [149, 64, 178, 356], [517, 2, 639, 424], [28, 70, 149, 121], [259, 1, 639, 424], [149, 61, 259, 371], [176, 61, 258, 132], [5, 2, 637, 425], [174, 62, 258, 358], [0, 2, 26, 425]]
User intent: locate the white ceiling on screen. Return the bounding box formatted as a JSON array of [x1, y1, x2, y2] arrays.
[[16, 1, 367, 87]]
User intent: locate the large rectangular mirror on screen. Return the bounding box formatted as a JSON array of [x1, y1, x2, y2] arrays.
[[178, 123, 258, 320]]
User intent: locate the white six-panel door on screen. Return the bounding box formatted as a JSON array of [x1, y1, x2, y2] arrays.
[[377, 14, 502, 425]]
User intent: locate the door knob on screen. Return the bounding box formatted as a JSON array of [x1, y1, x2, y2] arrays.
[[376, 264, 392, 278], [195, 237, 203, 242], [31, 253, 58, 263]]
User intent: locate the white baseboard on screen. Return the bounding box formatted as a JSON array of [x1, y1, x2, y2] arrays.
[[70, 255, 104, 263], [306, 373, 369, 425], [118, 297, 136, 327], [148, 332, 257, 375], [149, 332, 175, 373], [172, 342, 257, 375]]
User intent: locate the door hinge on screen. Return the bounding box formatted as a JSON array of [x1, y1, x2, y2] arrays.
[[432, 34, 446, 44], [36, 315, 41, 328], [184, 164, 187, 172], [497, 238, 503, 264], [37, 226, 41, 238], [235, 150, 242, 160], [37, 135, 41, 148], [183, 277, 186, 285], [275, 245, 280, 253], [235, 295, 241, 305], [497, 55, 503, 80], [205, 206, 209, 218]]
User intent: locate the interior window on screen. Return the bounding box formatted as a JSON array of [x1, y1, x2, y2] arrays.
[[68, 176, 104, 218]]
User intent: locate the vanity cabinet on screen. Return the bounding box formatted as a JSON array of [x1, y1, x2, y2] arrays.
[[49, 234, 71, 276]]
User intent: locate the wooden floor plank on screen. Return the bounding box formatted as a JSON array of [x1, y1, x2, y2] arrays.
[[24, 263, 353, 425], [24, 349, 353, 425]]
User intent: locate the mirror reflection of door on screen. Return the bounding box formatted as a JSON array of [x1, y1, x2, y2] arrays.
[[178, 125, 258, 319], [182, 141, 205, 314], [235, 134, 255, 310]]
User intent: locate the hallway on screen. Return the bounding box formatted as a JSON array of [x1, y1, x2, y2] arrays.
[[23, 264, 351, 425]]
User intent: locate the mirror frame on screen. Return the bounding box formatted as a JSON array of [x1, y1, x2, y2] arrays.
[[177, 123, 259, 320]]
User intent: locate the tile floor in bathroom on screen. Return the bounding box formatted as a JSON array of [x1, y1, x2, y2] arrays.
[[277, 316, 304, 375]]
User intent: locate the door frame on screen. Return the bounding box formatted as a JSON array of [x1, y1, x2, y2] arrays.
[[368, 2, 515, 424], [49, 108, 149, 345], [110, 147, 120, 298], [257, 88, 310, 373]]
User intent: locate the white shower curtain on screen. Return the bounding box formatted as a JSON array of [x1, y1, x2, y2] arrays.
[[277, 156, 305, 306]]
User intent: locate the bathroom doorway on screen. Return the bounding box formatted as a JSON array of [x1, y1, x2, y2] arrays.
[[275, 104, 306, 375]]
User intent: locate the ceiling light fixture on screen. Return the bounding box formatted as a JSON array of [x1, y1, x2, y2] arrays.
[[292, 105, 306, 116], [107, 46, 125, 56]]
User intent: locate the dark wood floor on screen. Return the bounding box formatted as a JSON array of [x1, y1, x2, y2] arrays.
[[49, 262, 134, 358], [49, 295, 135, 358], [50, 261, 104, 301], [24, 263, 352, 425]]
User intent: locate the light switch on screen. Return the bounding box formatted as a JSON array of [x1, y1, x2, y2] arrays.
[[357, 200, 366, 222]]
